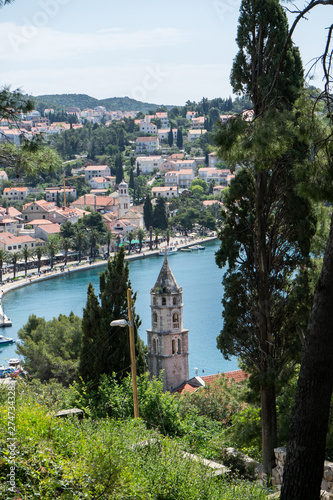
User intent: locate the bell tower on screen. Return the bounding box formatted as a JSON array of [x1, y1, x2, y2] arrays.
[[118, 179, 130, 218], [147, 253, 189, 392]]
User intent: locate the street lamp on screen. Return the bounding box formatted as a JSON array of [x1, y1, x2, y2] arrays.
[[110, 288, 139, 418]]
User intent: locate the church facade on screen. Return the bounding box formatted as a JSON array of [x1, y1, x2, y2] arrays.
[[147, 253, 189, 392]]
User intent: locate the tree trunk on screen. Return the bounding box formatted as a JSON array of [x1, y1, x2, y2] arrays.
[[281, 216, 333, 499], [261, 383, 277, 480]]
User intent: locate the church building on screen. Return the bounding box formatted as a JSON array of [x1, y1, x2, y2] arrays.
[[147, 253, 189, 392]]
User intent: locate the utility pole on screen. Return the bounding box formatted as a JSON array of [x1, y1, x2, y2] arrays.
[[127, 288, 139, 418]]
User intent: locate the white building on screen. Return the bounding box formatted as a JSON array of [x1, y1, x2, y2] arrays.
[[84, 165, 111, 180], [139, 121, 158, 134], [151, 186, 179, 198], [136, 136, 159, 153], [136, 156, 164, 174]]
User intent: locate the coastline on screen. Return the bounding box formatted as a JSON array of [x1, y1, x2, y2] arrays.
[[0, 235, 218, 300]]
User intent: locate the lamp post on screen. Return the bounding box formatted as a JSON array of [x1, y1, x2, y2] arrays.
[[110, 287, 139, 418]]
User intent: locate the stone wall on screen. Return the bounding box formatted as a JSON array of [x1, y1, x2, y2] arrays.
[[272, 447, 333, 499]]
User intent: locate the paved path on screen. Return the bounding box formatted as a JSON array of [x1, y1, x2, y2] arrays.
[[0, 235, 217, 298]]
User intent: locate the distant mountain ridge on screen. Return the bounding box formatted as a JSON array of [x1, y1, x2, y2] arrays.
[[33, 93, 173, 113]]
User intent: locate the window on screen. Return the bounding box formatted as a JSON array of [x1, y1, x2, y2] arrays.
[[178, 338, 181, 354], [173, 312, 179, 329], [173, 297, 177, 305], [152, 312, 157, 329], [172, 337, 181, 355], [162, 297, 166, 306], [153, 337, 158, 354], [153, 297, 156, 305]]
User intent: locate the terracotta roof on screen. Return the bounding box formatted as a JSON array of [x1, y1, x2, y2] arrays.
[[173, 370, 248, 395]]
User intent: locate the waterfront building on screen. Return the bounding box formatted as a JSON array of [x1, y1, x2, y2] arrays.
[[147, 253, 189, 392]]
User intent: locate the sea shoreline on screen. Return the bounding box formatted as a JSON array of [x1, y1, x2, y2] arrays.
[[0, 235, 218, 300]]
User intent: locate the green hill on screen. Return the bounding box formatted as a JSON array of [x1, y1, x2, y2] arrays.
[[33, 93, 172, 114]]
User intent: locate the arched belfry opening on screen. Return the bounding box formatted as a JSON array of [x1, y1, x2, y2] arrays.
[[147, 253, 189, 392]]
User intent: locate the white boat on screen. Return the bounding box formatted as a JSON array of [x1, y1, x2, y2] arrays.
[[159, 246, 178, 256], [8, 358, 21, 366], [190, 244, 206, 251], [0, 335, 14, 346], [0, 303, 12, 328]]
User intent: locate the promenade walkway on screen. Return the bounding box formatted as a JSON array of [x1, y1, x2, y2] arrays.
[[0, 234, 217, 298]]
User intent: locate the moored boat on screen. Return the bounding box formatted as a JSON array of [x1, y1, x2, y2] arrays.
[[159, 246, 178, 256], [0, 335, 14, 346]]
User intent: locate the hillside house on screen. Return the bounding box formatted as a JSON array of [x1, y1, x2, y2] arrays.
[[22, 200, 56, 222], [34, 222, 61, 241], [84, 165, 111, 180], [45, 186, 77, 203], [136, 136, 159, 153], [151, 186, 179, 198], [136, 156, 164, 174], [3, 187, 30, 202], [0, 232, 36, 253], [70, 194, 117, 213]]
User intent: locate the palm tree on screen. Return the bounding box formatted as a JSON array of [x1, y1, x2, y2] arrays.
[[61, 237, 71, 265], [0, 248, 7, 282], [149, 226, 153, 251], [136, 227, 146, 253], [88, 229, 100, 262], [154, 228, 160, 249], [126, 230, 135, 254], [34, 246, 44, 273], [72, 226, 87, 263], [104, 230, 115, 258], [46, 236, 60, 269], [164, 228, 173, 247], [8, 251, 21, 280], [22, 245, 32, 277]]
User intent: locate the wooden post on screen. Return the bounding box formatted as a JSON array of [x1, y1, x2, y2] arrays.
[[127, 288, 139, 418]]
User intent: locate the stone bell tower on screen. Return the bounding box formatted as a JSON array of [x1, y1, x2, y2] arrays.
[[147, 253, 189, 392], [118, 179, 130, 218]]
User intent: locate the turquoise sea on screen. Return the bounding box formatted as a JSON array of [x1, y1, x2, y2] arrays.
[[0, 240, 239, 376]]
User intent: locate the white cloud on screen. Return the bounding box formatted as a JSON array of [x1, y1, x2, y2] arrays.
[[0, 22, 187, 61]]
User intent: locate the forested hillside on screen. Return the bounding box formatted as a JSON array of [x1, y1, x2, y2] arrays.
[[33, 94, 171, 113]]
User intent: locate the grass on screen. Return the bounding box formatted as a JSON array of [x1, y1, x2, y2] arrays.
[[0, 380, 270, 500]]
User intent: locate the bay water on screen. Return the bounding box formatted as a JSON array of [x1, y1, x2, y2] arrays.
[[0, 240, 239, 376]]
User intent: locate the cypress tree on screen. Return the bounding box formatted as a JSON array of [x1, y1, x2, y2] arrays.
[[143, 194, 153, 229], [153, 197, 168, 230], [80, 248, 146, 384], [168, 127, 173, 147], [115, 153, 123, 184], [214, 0, 311, 481], [79, 282, 102, 383], [129, 168, 135, 190], [176, 128, 183, 149]]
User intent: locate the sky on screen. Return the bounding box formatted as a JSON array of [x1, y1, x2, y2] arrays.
[[0, 0, 331, 106]]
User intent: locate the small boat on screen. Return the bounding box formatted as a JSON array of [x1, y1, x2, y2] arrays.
[[180, 247, 192, 252], [8, 358, 21, 366], [0, 304, 12, 327], [190, 244, 206, 250], [159, 246, 178, 256], [0, 335, 15, 346]]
